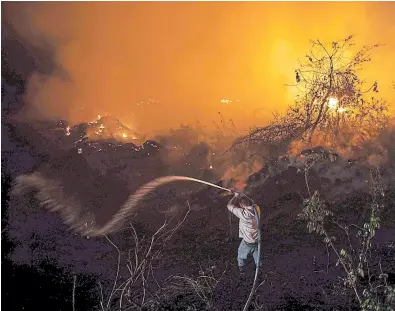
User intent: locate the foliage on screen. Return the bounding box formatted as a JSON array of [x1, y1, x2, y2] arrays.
[[299, 153, 393, 309], [362, 285, 395, 311]]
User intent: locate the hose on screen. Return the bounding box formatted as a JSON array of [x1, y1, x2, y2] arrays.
[[13, 173, 261, 310], [13, 174, 233, 237]]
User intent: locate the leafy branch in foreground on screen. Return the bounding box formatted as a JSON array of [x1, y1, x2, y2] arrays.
[[299, 154, 394, 310]]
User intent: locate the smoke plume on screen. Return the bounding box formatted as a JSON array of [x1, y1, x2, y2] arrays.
[[3, 2, 395, 138]]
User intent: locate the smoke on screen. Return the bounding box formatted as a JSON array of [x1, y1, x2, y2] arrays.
[[221, 160, 263, 191], [3, 2, 395, 138]]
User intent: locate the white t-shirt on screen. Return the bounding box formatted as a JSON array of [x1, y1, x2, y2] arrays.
[[227, 203, 258, 244]]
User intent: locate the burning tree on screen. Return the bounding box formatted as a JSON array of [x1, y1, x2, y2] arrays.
[[232, 35, 390, 157]]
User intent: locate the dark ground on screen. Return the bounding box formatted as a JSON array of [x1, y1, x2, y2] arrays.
[[2, 86, 395, 310], [2, 24, 395, 310]]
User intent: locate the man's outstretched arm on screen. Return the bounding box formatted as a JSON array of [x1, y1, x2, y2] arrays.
[[227, 192, 244, 218]]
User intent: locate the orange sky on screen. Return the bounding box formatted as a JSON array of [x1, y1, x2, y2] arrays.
[[5, 2, 395, 136]]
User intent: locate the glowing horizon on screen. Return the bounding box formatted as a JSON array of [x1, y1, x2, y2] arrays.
[[3, 2, 395, 137]]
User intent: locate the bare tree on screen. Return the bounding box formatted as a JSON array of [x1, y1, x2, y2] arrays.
[[231, 36, 389, 156], [97, 202, 191, 311]]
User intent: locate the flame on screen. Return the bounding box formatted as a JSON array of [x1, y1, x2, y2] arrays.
[[122, 133, 127, 138], [221, 99, 232, 104], [65, 126, 71, 136], [221, 160, 263, 191], [287, 117, 390, 160], [8, 2, 394, 136], [327, 97, 348, 113], [89, 114, 102, 124], [220, 99, 241, 104], [328, 97, 339, 110], [234, 180, 247, 191]]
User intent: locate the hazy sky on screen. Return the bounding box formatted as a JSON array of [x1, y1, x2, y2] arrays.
[[4, 2, 395, 135]]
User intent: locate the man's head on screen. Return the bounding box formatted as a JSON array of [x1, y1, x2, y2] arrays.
[[239, 196, 253, 209]]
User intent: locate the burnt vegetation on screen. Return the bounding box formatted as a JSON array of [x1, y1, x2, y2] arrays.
[[3, 36, 395, 311], [231, 36, 390, 161]]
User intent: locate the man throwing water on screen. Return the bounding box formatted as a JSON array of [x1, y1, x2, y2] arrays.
[[227, 191, 262, 280]]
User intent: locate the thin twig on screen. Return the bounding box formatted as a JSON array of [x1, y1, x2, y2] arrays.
[[72, 275, 77, 311], [98, 281, 105, 311], [104, 235, 122, 310]]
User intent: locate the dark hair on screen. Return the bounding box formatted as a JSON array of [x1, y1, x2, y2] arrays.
[[240, 196, 253, 207]]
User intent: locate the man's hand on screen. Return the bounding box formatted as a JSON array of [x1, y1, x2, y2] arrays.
[[233, 191, 244, 198]]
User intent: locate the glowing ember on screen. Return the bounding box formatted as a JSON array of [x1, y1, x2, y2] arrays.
[[220, 99, 241, 104], [328, 97, 339, 110], [89, 114, 103, 125], [234, 181, 247, 191], [328, 97, 347, 113], [221, 99, 232, 104], [209, 165, 213, 169]]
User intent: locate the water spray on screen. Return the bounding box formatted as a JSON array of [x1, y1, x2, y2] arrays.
[[14, 173, 262, 310]]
